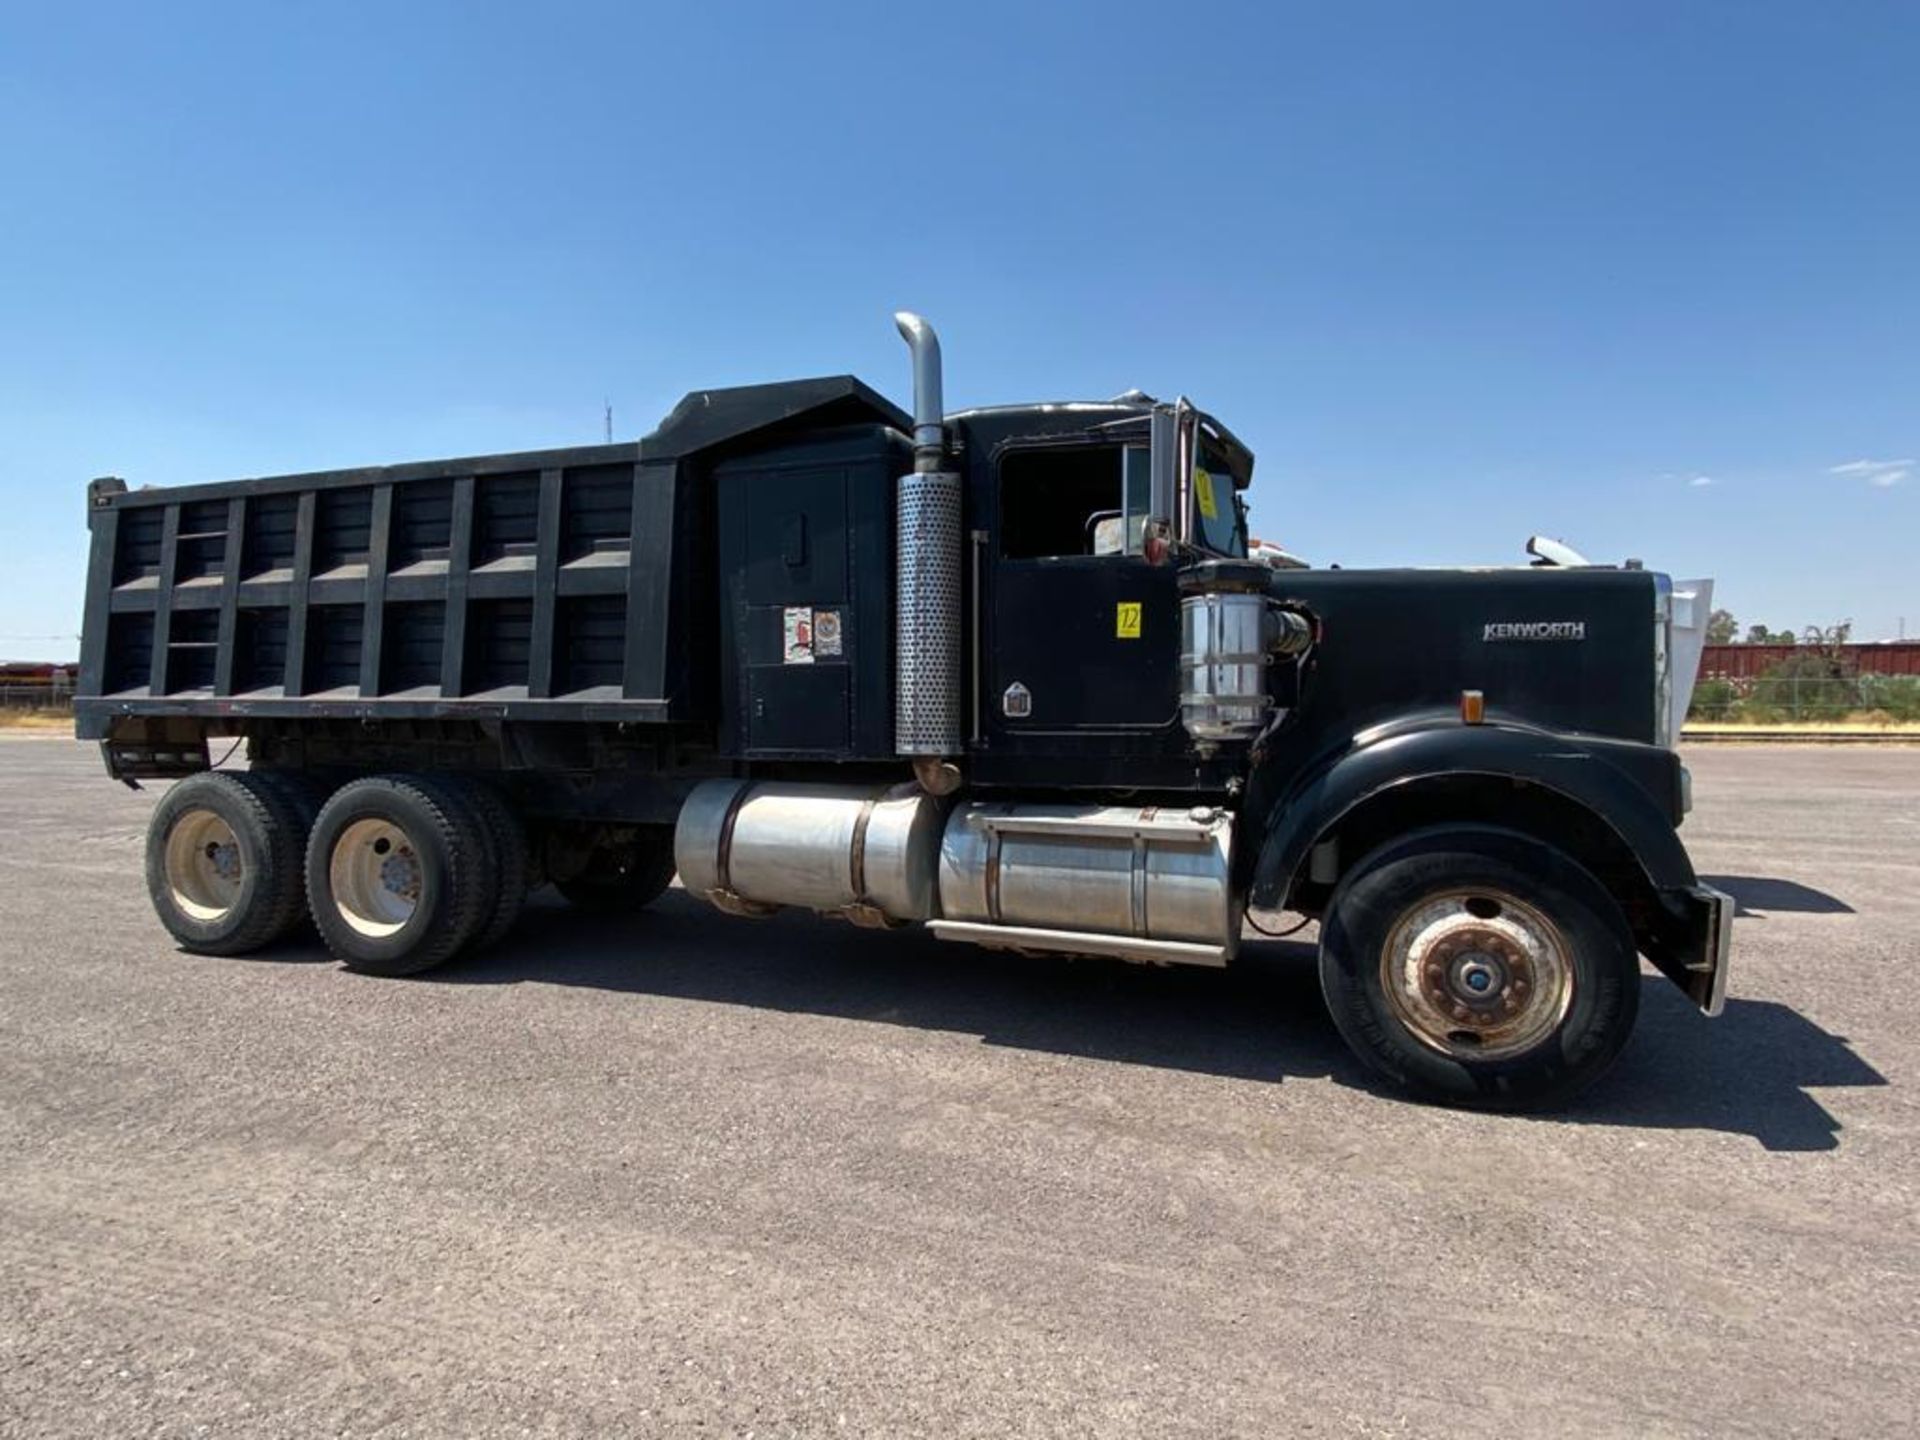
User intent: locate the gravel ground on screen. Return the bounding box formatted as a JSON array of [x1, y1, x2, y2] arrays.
[[1, 737, 1915, 1438]]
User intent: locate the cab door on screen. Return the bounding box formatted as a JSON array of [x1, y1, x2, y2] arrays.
[[984, 441, 1180, 739]]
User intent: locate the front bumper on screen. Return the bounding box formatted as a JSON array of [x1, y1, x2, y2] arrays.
[[1647, 883, 1734, 1016]]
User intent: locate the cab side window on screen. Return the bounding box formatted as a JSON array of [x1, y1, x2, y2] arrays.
[[999, 444, 1149, 559]]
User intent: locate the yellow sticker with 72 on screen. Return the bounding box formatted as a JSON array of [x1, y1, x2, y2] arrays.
[[1116, 601, 1142, 639], [1194, 467, 1219, 520]]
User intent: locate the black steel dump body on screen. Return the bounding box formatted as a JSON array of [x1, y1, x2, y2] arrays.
[[75, 378, 910, 759]]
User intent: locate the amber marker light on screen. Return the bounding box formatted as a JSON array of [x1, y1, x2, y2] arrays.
[[1461, 690, 1486, 725]]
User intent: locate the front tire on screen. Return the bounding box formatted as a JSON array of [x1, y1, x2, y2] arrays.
[[1318, 828, 1640, 1111], [305, 776, 490, 976]]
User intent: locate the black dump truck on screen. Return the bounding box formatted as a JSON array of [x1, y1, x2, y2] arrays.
[[75, 314, 1731, 1110]]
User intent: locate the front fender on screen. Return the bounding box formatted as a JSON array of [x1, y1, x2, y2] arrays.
[[1248, 721, 1695, 909], [1247, 721, 1730, 1014]]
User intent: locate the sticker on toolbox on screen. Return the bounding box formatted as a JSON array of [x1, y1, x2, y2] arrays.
[[813, 608, 842, 657], [782, 606, 814, 664]]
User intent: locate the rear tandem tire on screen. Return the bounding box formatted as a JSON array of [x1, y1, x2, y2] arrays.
[[243, 769, 326, 935], [246, 768, 327, 835], [304, 775, 491, 977], [448, 778, 530, 951], [145, 770, 309, 956], [1317, 827, 1640, 1112]]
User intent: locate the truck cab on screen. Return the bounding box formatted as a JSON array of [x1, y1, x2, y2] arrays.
[[958, 399, 1252, 789]]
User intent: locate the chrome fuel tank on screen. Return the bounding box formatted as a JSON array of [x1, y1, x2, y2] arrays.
[[674, 780, 945, 924], [934, 803, 1238, 962]]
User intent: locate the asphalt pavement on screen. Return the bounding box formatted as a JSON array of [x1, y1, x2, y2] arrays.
[[1, 737, 1915, 1437]]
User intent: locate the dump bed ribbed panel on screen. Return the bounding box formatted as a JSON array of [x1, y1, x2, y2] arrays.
[[74, 445, 674, 734]]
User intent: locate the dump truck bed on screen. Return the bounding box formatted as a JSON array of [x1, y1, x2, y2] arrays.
[[75, 441, 683, 740], [73, 376, 912, 744]]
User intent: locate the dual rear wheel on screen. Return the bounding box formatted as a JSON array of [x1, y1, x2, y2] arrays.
[[305, 776, 498, 976], [145, 772, 309, 956], [144, 771, 675, 977]]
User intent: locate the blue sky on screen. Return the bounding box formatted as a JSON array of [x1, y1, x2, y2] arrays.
[[3, 1, 1915, 657]]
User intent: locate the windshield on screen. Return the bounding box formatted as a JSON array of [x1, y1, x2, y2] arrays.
[[1191, 444, 1246, 556]]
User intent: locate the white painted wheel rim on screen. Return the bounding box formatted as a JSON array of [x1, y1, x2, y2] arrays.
[[329, 818, 423, 938], [165, 808, 243, 922]]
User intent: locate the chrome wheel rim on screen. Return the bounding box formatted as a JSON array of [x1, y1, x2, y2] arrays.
[[1380, 888, 1574, 1059], [329, 818, 422, 938], [164, 808, 243, 922]]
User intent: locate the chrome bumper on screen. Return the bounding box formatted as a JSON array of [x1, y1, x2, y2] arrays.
[[1683, 883, 1734, 1017]]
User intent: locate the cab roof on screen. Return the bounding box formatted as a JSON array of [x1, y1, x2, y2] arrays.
[[949, 400, 1254, 486]]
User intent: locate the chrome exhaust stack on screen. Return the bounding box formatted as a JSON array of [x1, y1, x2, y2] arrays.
[[892, 312, 963, 771], [894, 311, 947, 469]]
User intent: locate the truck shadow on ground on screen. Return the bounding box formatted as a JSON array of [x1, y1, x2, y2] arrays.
[[1569, 985, 1883, 1152], [428, 890, 1882, 1154], [1699, 874, 1854, 917]]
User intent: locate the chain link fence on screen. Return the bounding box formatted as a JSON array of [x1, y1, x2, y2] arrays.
[[0, 686, 73, 715], [1690, 672, 1920, 726]]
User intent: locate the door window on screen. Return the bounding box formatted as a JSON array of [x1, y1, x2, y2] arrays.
[[999, 445, 1149, 559]]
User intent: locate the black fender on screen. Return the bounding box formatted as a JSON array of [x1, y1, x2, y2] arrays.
[[1248, 719, 1695, 908], [1245, 719, 1730, 1014]]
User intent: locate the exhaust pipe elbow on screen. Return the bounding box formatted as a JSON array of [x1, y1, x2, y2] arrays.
[[893, 310, 946, 468]]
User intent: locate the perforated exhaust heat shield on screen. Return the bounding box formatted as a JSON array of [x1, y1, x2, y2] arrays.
[[895, 469, 963, 756]]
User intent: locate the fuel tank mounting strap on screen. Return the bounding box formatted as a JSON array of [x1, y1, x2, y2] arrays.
[[1129, 835, 1148, 935], [984, 822, 1004, 924], [713, 781, 755, 898], [848, 795, 878, 904], [978, 813, 1218, 845]]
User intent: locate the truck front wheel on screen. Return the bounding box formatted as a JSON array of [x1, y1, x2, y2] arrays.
[[1317, 828, 1640, 1111], [305, 776, 490, 976]]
